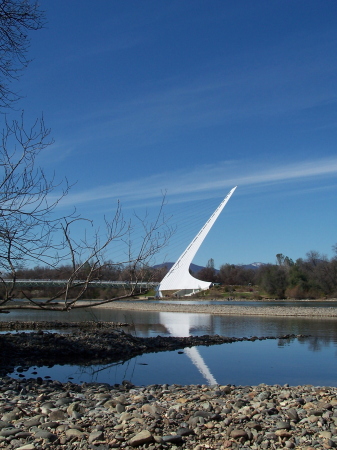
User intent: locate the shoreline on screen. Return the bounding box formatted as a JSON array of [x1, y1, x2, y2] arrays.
[[2, 298, 337, 318]]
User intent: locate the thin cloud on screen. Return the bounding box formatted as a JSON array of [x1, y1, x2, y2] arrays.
[[54, 34, 337, 154], [55, 156, 337, 209]]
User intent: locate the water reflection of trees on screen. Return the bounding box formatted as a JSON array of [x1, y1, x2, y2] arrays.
[[306, 335, 332, 352], [73, 358, 136, 385], [215, 314, 337, 343], [277, 337, 295, 347], [277, 334, 333, 352]]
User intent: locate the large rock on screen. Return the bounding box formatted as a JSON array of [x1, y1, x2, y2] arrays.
[[129, 430, 153, 446], [49, 409, 67, 421], [33, 429, 58, 442], [67, 401, 85, 417], [65, 428, 85, 438], [230, 429, 248, 440], [89, 430, 104, 443]]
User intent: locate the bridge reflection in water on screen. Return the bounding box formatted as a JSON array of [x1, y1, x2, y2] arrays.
[[159, 312, 217, 385]]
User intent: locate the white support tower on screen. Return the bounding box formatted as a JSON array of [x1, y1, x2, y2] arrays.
[[157, 186, 237, 297]]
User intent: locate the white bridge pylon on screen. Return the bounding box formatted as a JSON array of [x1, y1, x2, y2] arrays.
[[157, 186, 237, 297]]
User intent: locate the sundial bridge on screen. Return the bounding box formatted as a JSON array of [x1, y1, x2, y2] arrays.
[[13, 187, 236, 296]]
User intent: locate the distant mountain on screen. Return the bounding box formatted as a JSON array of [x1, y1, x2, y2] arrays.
[[236, 262, 266, 270], [154, 262, 265, 273], [153, 262, 211, 273]]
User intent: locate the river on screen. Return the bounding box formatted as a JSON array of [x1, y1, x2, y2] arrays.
[[4, 300, 337, 387]]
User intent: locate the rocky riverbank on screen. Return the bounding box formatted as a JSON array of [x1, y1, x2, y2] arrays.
[[0, 321, 129, 331], [1, 376, 337, 450]]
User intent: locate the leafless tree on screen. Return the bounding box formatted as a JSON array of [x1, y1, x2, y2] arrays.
[[0, 114, 69, 298], [196, 258, 217, 283], [0, 118, 173, 311], [0, 1, 174, 312], [305, 250, 321, 268]]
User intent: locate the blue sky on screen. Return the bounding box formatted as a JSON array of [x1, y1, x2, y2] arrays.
[[11, 0, 337, 268]]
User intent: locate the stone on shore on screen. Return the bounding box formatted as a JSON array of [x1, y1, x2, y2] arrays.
[[129, 429, 153, 446], [0, 376, 337, 449]]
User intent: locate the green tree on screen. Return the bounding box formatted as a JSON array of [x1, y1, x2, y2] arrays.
[[286, 262, 311, 298], [276, 253, 294, 268], [258, 264, 288, 298]]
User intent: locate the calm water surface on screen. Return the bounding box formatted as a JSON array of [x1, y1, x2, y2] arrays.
[[5, 300, 337, 387]]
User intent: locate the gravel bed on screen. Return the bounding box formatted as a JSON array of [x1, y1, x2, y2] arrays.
[[1, 376, 337, 449]]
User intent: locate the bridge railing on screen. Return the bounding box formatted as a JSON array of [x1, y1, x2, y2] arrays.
[[5, 279, 159, 289]]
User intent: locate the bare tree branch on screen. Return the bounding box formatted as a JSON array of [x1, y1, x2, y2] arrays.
[[0, 123, 174, 311], [0, 0, 45, 109]]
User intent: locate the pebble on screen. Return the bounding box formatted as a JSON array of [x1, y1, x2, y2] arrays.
[[0, 377, 336, 449]]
